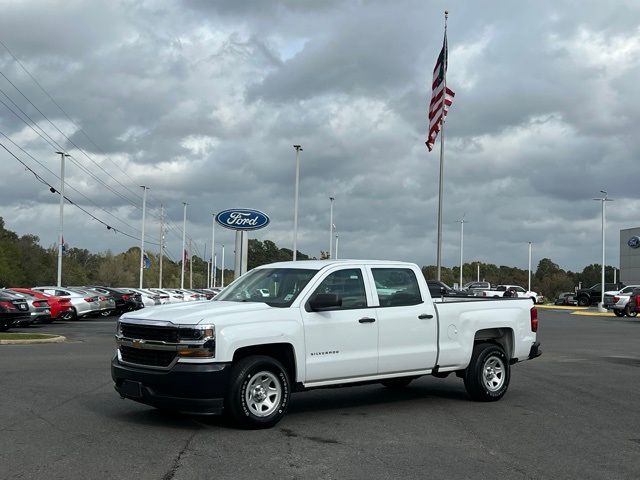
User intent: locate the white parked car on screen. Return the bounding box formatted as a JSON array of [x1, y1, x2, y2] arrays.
[[128, 289, 161, 308], [113, 260, 541, 428], [149, 288, 184, 303]]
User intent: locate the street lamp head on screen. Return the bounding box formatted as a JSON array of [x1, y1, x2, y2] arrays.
[[329, 196, 335, 201], [293, 145, 302, 152]]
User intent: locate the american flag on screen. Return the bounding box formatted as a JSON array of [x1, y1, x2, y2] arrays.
[[426, 33, 455, 151]]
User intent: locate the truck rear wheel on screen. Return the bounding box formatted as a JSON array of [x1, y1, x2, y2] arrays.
[[624, 305, 637, 317], [225, 355, 291, 429], [613, 309, 624, 317], [463, 343, 510, 402]]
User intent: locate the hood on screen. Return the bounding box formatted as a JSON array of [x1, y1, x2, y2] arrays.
[[119, 300, 273, 326]]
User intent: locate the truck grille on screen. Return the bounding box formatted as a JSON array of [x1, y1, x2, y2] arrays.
[[119, 346, 176, 367], [120, 323, 178, 343]]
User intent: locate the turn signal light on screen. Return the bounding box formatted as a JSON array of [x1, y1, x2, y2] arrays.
[[530, 307, 538, 332], [177, 350, 214, 358]]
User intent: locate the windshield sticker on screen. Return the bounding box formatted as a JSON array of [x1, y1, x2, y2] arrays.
[[283, 293, 294, 302]]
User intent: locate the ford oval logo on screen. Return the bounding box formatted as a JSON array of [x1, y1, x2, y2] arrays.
[[215, 209, 270, 231], [628, 236, 640, 249]]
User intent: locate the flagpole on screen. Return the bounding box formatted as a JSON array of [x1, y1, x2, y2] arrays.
[[435, 10, 448, 281], [139, 185, 148, 289], [181, 202, 187, 289]]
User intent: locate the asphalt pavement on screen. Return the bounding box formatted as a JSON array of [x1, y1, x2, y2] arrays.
[[1, 310, 639, 480]]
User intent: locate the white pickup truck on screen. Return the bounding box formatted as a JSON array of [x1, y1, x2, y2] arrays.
[[112, 260, 541, 428], [480, 285, 544, 304]]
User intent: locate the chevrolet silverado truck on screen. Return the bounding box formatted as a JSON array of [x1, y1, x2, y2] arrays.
[[112, 260, 541, 428]]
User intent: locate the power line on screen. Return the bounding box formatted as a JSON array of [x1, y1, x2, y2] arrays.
[[0, 141, 160, 246], [0, 38, 144, 203], [0, 130, 153, 241]]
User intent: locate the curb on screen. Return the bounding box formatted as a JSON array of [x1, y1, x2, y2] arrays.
[[569, 311, 614, 317], [536, 305, 588, 311], [0, 335, 67, 345]]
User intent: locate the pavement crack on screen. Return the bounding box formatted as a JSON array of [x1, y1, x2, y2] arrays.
[[162, 430, 198, 480]]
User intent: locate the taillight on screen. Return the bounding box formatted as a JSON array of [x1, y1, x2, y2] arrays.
[[121, 294, 130, 301], [59, 298, 70, 304], [530, 307, 538, 332], [33, 300, 48, 307], [84, 297, 95, 302], [0, 301, 16, 310], [99, 296, 107, 301], [613, 296, 619, 302]]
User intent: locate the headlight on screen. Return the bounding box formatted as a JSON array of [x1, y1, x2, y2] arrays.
[[178, 324, 215, 341]]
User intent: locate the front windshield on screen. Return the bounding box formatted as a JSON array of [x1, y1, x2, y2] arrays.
[[215, 268, 318, 307]]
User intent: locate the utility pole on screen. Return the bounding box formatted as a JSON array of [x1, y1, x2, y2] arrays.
[[181, 202, 187, 289], [329, 196, 335, 259], [55, 151, 69, 287], [292, 145, 302, 260], [139, 186, 148, 288], [159, 204, 164, 288], [189, 238, 193, 289], [221, 244, 225, 288]]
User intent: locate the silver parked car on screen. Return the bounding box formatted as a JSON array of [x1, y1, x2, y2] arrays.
[[127, 288, 161, 308], [32, 287, 101, 319]]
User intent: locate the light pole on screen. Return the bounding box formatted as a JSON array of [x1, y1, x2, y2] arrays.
[[457, 215, 465, 288], [55, 151, 70, 287], [593, 190, 613, 312], [527, 242, 532, 293], [221, 244, 225, 288], [181, 202, 188, 289], [292, 145, 302, 260], [139, 185, 148, 288], [335, 231, 339, 259], [211, 213, 216, 288], [329, 196, 334, 259], [159, 204, 164, 288]]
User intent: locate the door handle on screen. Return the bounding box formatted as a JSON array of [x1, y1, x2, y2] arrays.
[[358, 317, 376, 323], [418, 314, 433, 319]]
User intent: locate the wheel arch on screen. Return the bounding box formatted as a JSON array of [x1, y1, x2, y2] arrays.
[[232, 343, 297, 384], [473, 327, 514, 359]]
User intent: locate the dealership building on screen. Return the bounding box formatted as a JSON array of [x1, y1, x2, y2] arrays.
[[620, 227, 640, 285]]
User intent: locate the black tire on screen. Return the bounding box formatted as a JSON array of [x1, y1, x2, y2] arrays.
[[225, 355, 291, 429], [381, 377, 414, 389], [463, 343, 510, 402], [624, 305, 637, 317], [0, 324, 10, 332], [60, 308, 77, 321], [100, 310, 113, 317], [613, 309, 625, 317], [577, 297, 590, 307]]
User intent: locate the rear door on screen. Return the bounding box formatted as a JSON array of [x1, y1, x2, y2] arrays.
[[369, 266, 438, 374], [301, 267, 378, 383]]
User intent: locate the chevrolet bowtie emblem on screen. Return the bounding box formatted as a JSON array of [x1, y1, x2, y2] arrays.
[[132, 339, 144, 348]]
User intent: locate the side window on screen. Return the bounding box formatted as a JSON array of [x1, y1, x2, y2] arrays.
[[515, 287, 526, 293], [311, 268, 367, 310], [372, 268, 423, 307]]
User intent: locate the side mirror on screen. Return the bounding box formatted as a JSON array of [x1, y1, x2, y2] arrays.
[[308, 293, 342, 311]]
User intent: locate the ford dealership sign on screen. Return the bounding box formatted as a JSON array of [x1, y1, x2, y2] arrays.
[[628, 236, 640, 249], [215, 209, 270, 231]]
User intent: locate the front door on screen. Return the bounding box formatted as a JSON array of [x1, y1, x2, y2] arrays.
[[301, 267, 378, 383]]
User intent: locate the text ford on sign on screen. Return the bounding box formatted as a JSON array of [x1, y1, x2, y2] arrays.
[[215, 209, 270, 231]]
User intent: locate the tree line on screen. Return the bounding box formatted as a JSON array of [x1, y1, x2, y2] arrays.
[[0, 217, 615, 300]]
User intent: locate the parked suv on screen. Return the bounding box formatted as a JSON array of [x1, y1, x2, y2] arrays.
[[574, 283, 624, 307]]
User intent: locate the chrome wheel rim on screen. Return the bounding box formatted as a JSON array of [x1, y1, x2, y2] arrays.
[[482, 355, 505, 392], [245, 371, 281, 417]]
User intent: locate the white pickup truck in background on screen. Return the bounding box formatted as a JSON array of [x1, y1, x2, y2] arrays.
[[112, 260, 541, 428], [480, 285, 544, 304]]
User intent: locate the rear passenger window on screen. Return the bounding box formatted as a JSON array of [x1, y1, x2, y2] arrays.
[[372, 268, 423, 307]]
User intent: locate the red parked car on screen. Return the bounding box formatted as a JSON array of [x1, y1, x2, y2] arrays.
[[9, 288, 74, 321]]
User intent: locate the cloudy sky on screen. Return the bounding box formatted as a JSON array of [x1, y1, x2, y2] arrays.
[[1, 0, 639, 274]]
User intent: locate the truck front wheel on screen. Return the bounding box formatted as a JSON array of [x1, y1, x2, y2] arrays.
[[463, 343, 510, 402], [225, 355, 291, 429]]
